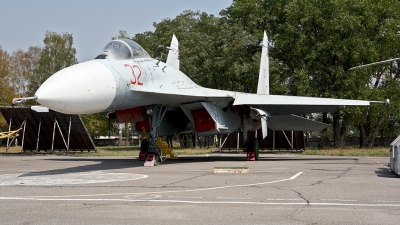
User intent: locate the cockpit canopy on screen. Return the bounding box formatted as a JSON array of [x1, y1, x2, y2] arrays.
[[95, 39, 150, 60]]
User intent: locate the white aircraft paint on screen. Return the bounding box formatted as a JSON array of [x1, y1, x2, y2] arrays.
[[35, 61, 116, 114], [0, 171, 147, 186]]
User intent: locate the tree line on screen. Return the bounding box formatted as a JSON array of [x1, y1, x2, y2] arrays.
[[1, 0, 400, 148]]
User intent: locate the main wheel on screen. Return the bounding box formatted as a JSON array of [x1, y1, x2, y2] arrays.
[[148, 146, 162, 163], [247, 138, 259, 160]]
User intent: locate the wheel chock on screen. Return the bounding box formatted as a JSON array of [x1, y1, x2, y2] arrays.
[[138, 152, 148, 161], [144, 154, 157, 166], [246, 152, 256, 161]]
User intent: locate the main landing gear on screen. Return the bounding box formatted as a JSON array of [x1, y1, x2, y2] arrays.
[[245, 138, 259, 161], [139, 105, 166, 165]]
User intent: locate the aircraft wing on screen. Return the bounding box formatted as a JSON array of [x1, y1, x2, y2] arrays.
[[234, 93, 370, 106], [133, 88, 374, 116], [233, 93, 371, 116], [131, 88, 234, 107]]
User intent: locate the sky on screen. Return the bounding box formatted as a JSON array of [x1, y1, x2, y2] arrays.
[[0, 0, 232, 62]]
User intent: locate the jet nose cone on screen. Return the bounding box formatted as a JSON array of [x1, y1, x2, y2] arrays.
[[35, 61, 116, 114]]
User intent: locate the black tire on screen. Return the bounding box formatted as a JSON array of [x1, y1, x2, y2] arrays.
[[247, 138, 259, 160], [141, 139, 149, 152], [148, 146, 162, 163]]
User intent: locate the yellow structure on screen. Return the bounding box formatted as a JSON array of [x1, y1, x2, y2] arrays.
[[156, 137, 178, 160], [142, 126, 178, 161], [0, 128, 22, 139]]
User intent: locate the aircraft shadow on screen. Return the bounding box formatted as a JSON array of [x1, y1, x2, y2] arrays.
[[18, 158, 143, 178], [375, 167, 397, 178], [157, 154, 359, 165], [17, 155, 378, 177]]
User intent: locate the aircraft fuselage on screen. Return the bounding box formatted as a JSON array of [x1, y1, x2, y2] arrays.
[[35, 56, 235, 115]]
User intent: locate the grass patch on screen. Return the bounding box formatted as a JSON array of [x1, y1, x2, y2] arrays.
[[73, 146, 142, 157], [0, 145, 213, 156], [98, 146, 141, 151], [0, 146, 22, 153], [302, 147, 390, 157], [72, 146, 212, 157], [0, 145, 389, 157], [172, 148, 213, 155], [74, 148, 139, 157]]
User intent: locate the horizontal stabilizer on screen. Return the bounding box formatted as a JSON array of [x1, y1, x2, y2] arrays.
[[269, 115, 329, 131]]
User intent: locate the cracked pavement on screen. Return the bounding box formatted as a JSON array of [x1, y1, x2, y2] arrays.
[[0, 154, 398, 224]]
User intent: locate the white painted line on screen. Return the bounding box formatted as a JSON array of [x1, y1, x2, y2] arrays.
[[320, 199, 357, 202], [377, 200, 400, 203], [216, 197, 252, 200], [369, 158, 389, 169], [311, 202, 400, 207], [2, 172, 304, 199], [290, 172, 303, 179], [167, 196, 204, 199], [0, 171, 148, 186], [374, 160, 386, 167], [1, 197, 400, 207]]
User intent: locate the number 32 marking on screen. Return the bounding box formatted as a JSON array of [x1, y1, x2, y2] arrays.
[[124, 64, 143, 86]]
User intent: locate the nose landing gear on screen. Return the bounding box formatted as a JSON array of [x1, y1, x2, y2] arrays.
[[139, 105, 167, 166]]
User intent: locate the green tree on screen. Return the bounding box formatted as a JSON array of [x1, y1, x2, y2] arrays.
[[224, 0, 400, 148], [132, 10, 271, 93], [0, 46, 14, 104], [358, 61, 400, 147], [112, 30, 130, 40], [9, 46, 42, 97], [27, 30, 78, 98], [81, 114, 119, 139], [0, 46, 15, 131]]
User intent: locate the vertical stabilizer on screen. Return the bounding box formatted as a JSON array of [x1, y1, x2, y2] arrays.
[[166, 34, 179, 70], [257, 31, 269, 95]]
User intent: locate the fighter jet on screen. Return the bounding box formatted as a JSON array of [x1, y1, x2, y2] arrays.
[[13, 31, 388, 159]]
